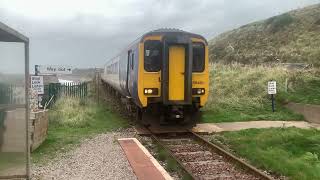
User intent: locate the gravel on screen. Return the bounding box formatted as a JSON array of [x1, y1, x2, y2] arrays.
[[32, 129, 137, 180]]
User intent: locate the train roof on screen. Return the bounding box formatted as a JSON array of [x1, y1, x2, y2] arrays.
[[141, 28, 208, 44], [105, 28, 207, 65]]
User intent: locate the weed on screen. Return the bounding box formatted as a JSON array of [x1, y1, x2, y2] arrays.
[[154, 143, 193, 178]]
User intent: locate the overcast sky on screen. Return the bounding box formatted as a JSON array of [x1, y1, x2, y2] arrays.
[[0, 0, 319, 71]]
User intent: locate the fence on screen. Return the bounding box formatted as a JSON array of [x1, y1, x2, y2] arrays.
[[42, 82, 88, 108], [1, 82, 89, 109]]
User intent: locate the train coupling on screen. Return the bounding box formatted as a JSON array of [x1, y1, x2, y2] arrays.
[[169, 106, 184, 119]]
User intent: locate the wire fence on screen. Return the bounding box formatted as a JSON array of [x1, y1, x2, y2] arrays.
[[1, 82, 89, 109], [41, 82, 89, 108]]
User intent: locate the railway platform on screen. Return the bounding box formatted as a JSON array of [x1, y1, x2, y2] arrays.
[[118, 138, 173, 180]]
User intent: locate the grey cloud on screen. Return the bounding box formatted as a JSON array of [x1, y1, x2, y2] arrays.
[[0, 0, 319, 70]]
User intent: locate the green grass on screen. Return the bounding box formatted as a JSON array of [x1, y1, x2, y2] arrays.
[[285, 79, 320, 105], [202, 63, 319, 123], [32, 97, 129, 164], [211, 128, 320, 180]]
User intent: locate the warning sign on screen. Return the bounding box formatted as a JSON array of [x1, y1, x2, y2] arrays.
[[268, 81, 277, 95], [31, 76, 44, 94]]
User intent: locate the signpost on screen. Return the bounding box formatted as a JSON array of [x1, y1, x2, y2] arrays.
[[33, 65, 73, 109], [36, 65, 73, 75], [268, 81, 277, 112], [31, 75, 44, 109], [30, 76, 44, 95]]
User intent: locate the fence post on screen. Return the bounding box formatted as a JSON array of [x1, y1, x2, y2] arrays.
[[80, 83, 83, 98], [85, 83, 87, 97], [70, 82, 72, 98], [71, 82, 76, 97], [64, 82, 66, 97], [71, 82, 73, 98], [67, 82, 69, 98]]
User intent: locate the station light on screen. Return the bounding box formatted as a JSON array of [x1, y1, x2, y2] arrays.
[[192, 88, 205, 95], [144, 88, 159, 95]]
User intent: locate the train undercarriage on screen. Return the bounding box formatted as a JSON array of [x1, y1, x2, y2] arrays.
[[102, 80, 201, 125], [135, 103, 201, 125]]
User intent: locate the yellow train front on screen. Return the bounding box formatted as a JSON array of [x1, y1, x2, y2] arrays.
[[102, 29, 209, 123]]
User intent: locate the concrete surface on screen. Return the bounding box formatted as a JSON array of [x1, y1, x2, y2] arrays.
[[286, 102, 320, 124], [192, 121, 320, 134], [118, 138, 173, 180]]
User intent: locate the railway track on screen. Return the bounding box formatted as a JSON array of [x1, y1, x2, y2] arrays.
[[148, 130, 274, 180]]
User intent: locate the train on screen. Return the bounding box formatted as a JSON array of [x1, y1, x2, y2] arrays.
[[101, 29, 209, 124]]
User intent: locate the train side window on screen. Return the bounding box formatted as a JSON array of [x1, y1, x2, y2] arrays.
[[192, 42, 205, 72], [131, 53, 134, 70], [128, 50, 132, 70], [144, 40, 162, 72]]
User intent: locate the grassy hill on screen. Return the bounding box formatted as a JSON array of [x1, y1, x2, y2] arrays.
[[209, 4, 320, 66], [202, 63, 320, 123]]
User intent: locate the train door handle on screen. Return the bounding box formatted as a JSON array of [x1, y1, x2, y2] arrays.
[[181, 72, 185, 75], [158, 77, 161, 82]]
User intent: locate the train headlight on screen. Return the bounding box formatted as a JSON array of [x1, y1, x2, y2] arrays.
[[144, 88, 159, 95], [192, 88, 205, 95]]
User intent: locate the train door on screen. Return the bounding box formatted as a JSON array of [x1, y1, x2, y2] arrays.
[[127, 50, 134, 96], [168, 45, 185, 101]]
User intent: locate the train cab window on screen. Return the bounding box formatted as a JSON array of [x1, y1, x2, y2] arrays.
[[192, 43, 205, 72], [144, 40, 162, 72]]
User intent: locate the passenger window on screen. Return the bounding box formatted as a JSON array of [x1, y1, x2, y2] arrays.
[[144, 40, 162, 72], [192, 43, 205, 72], [131, 53, 134, 70], [128, 50, 132, 70]]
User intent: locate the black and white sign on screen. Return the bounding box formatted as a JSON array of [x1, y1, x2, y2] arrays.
[[31, 76, 44, 94], [268, 81, 277, 95], [38, 65, 73, 74]]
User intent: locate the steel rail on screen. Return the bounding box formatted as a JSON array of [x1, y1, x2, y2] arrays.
[[146, 127, 274, 180], [190, 131, 274, 180], [147, 130, 198, 180]]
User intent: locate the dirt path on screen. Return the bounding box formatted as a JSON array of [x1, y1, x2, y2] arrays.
[[32, 130, 137, 180]]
